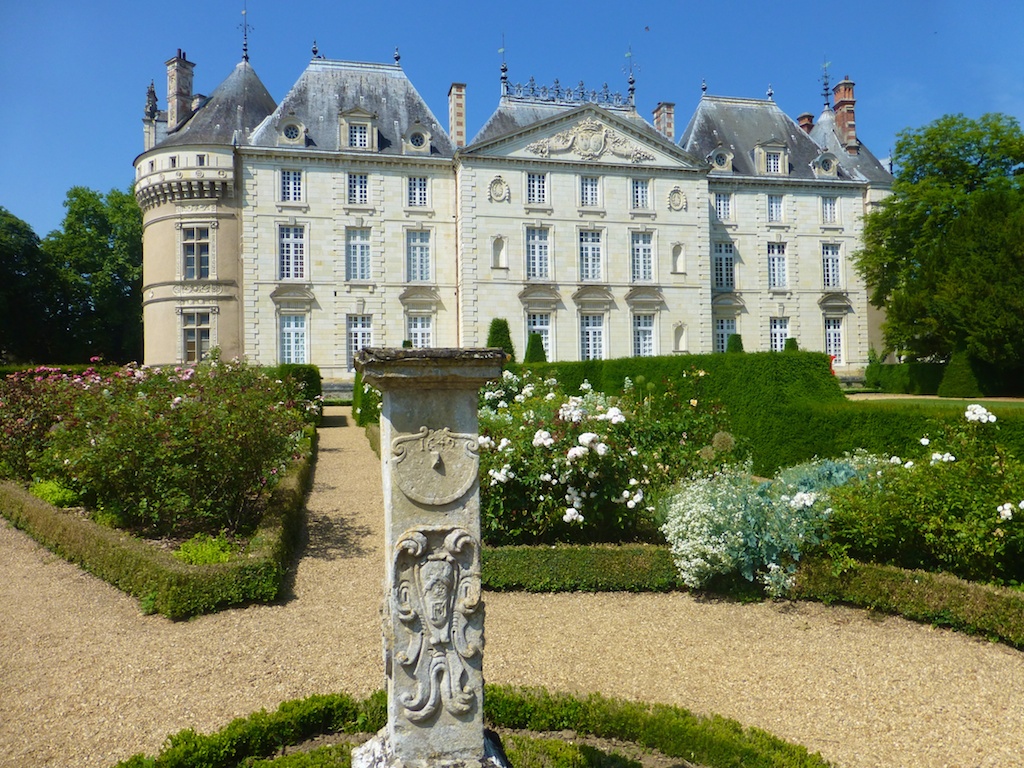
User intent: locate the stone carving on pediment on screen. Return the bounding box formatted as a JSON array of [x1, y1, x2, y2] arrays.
[[392, 526, 482, 723], [392, 426, 480, 507], [525, 118, 655, 164]]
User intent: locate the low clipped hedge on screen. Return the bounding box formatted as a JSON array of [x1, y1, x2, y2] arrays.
[[0, 429, 316, 620], [114, 686, 832, 768], [482, 544, 679, 592]]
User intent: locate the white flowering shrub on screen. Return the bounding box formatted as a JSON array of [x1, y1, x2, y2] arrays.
[[660, 457, 877, 597], [478, 369, 728, 545], [826, 404, 1024, 584]]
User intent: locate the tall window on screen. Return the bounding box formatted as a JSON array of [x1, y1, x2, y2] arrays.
[[526, 313, 551, 358], [182, 226, 210, 279], [580, 176, 600, 207], [407, 177, 428, 207], [715, 192, 731, 221], [279, 314, 307, 364], [768, 242, 787, 289], [766, 151, 782, 173], [633, 314, 654, 357], [714, 317, 736, 353], [348, 173, 368, 205], [580, 313, 604, 360], [406, 230, 431, 282], [526, 227, 550, 279], [527, 173, 547, 204], [346, 315, 372, 370], [346, 228, 371, 281], [825, 317, 843, 363], [822, 244, 841, 288], [579, 230, 602, 281], [770, 317, 789, 352], [182, 311, 211, 363], [408, 315, 432, 348], [349, 123, 369, 148], [767, 194, 784, 223], [821, 196, 838, 224], [713, 242, 735, 290], [631, 232, 653, 282], [631, 178, 650, 209], [278, 225, 305, 280], [281, 170, 302, 202]]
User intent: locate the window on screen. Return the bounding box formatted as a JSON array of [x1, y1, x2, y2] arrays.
[[279, 314, 307, 364], [770, 317, 789, 352], [631, 232, 653, 282], [821, 196, 838, 224], [196, 154, 207, 167], [526, 227, 550, 280], [822, 244, 841, 288], [825, 317, 843, 363], [767, 194, 784, 223], [580, 313, 604, 360], [580, 176, 600, 207], [281, 170, 302, 202], [407, 177, 428, 207], [348, 173, 368, 205], [579, 230, 602, 281], [406, 230, 431, 282], [768, 242, 787, 289], [714, 317, 735, 354], [631, 179, 650, 209], [408, 315, 432, 348], [713, 242, 735, 290], [346, 228, 371, 281], [182, 226, 210, 279], [766, 151, 782, 174], [169, 156, 178, 169], [715, 192, 731, 221], [278, 225, 305, 280], [527, 173, 547, 204], [633, 314, 655, 357], [346, 315, 372, 370], [349, 123, 369, 148], [182, 311, 211, 363], [527, 313, 551, 358]]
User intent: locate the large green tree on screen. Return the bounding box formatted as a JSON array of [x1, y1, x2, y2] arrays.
[[856, 113, 1024, 365], [41, 187, 143, 363]]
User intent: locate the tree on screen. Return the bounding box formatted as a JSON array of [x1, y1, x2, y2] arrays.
[[486, 318, 516, 362], [855, 113, 1024, 365], [0, 208, 62, 362], [41, 187, 143, 362], [523, 332, 547, 363]]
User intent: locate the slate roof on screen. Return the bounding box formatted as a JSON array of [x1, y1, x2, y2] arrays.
[[249, 59, 454, 156], [157, 60, 276, 148], [810, 108, 893, 185]]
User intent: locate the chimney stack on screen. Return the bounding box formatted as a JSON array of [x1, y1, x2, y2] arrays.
[[166, 49, 195, 131], [832, 76, 858, 154], [797, 112, 814, 134], [653, 102, 676, 142], [448, 83, 467, 149]]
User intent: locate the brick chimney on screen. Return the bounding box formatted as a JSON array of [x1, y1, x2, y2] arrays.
[[797, 112, 814, 134], [448, 83, 467, 149], [653, 102, 675, 142], [165, 49, 195, 131], [832, 76, 858, 154]]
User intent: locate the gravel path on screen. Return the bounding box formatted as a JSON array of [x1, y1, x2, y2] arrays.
[[2, 406, 1024, 768]]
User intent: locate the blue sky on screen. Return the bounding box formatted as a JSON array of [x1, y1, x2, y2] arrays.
[[2, 0, 1023, 237]]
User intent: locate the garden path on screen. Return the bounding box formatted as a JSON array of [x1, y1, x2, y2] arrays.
[[2, 406, 1024, 768]]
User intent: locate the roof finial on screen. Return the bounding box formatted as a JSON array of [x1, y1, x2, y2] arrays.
[[821, 57, 832, 107], [145, 80, 158, 119], [766, 83, 774, 100], [701, 78, 707, 96], [624, 45, 638, 106], [499, 34, 508, 96], [394, 47, 401, 65], [240, 1, 252, 62], [311, 39, 319, 58]]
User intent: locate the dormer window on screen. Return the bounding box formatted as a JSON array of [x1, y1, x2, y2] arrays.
[[766, 151, 781, 174], [349, 124, 368, 148], [708, 148, 733, 172], [403, 122, 432, 155], [341, 108, 378, 151], [756, 141, 788, 175], [280, 121, 305, 145], [813, 151, 839, 178]]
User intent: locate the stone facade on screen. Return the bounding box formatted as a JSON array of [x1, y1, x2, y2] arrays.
[[135, 53, 891, 380]]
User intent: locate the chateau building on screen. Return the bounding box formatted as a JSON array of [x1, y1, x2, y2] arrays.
[[134, 48, 891, 381]]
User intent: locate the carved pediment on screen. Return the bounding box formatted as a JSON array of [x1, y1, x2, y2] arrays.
[[818, 292, 852, 313], [525, 117, 655, 164], [624, 286, 665, 310], [270, 283, 315, 305], [518, 284, 562, 309], [711, 293, 746, 312], [399, 286, 442, 310], [571, 285, 615, 309]]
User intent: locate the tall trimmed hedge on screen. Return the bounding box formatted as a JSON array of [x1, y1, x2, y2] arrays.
[[864, 361, 946, 395]]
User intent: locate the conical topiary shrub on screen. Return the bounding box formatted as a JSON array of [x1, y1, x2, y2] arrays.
[[487, 318, 516, 362], [523, 332, 547, 363], [938, 347, 984, 398], [726, 333, 744, 353], [784, 337, 799, 352]]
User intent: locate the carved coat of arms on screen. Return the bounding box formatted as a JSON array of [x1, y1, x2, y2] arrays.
[[525, 117, 655, 164]]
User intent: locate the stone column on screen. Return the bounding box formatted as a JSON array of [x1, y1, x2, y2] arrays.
[[354, 348, 506, 768]]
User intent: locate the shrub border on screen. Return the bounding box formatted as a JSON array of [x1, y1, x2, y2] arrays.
[[113, 686, 831, 768], [0, 429, 317, 620]]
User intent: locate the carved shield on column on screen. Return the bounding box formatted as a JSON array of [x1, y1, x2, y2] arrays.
[[392, 426, 480, 506]]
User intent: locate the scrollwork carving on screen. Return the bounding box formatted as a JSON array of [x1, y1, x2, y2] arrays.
[[526, 118, 655, 164]]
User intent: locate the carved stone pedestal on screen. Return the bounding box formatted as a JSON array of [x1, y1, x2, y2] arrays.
[[353, 348, 508, 768]]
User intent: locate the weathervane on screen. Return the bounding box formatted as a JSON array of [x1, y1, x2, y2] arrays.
[[240, 1, 253, 62], [821, 57, 832, 107]]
